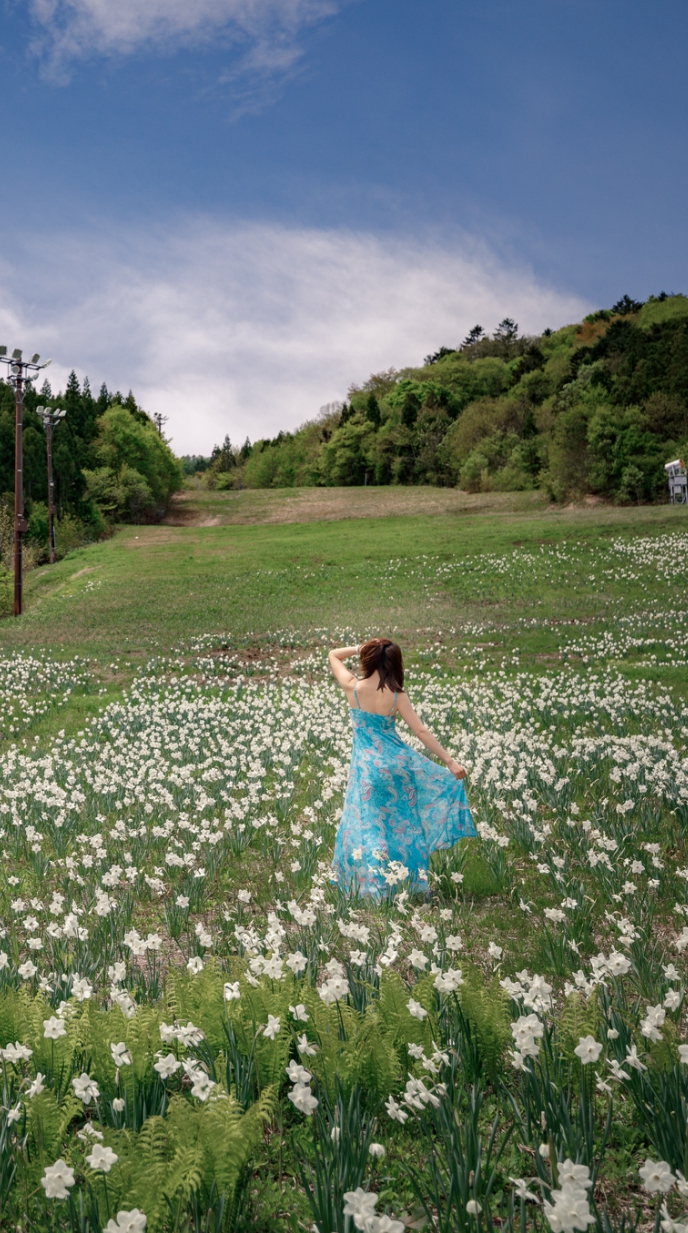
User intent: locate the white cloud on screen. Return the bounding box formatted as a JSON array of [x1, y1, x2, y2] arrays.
[[0, 218, 590, 455], [29, 0, 340, 83]]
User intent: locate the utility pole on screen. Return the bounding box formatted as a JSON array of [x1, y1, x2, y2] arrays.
[[0, 347, 52, 615], [36, 406, 67, 564], [153, 412, 168, 436]]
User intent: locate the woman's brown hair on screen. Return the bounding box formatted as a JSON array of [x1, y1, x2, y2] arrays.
[[359, 638, 404, 693]]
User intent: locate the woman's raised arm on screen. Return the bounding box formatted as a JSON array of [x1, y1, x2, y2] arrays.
[[328, 646, 360, 689]]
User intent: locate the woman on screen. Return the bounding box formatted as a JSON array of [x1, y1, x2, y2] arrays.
[[329, 637, 475, 897]]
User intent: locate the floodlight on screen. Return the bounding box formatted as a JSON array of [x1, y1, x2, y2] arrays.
[[36, 405, 45, 414], [31, 353, 40, 364], [12, 349, 22, 359], [0, 346, 6, 356]]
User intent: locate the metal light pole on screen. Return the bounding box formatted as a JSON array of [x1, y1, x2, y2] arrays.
[[36, 406, 67, 564], [0, 346, 52, 615]]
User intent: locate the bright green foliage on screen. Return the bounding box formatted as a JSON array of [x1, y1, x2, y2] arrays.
[[225, 294, 688, 501], [83, 406, 182, 521]]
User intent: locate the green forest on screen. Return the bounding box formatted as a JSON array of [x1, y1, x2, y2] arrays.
[[0, 373, 182, 572], [200, 292, 688, 504]]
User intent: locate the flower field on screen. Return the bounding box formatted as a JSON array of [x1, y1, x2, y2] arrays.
[[1, 524, 688, 1232]]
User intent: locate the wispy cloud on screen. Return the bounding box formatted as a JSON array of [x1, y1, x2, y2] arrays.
[[0, 218, 591, 454], [29, 0, 340, 83]]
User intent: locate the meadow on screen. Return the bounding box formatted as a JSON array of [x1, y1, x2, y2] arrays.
[[0, 491, 687, 1233]]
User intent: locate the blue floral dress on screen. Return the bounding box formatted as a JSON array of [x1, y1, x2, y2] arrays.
[[333, 688, 476, 897]]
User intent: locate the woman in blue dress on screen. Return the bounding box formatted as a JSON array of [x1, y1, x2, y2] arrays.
[[329, 637, 476, 897]]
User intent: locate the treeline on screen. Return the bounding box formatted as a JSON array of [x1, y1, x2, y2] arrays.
[[195, 294, 688, 502], [0, 373, 182, 568]]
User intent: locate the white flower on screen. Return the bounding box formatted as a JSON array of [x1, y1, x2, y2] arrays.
[[41, 1159, 76, 1199], [71, 976, 93, 1002], [104, 1211, 147, 1233], [660, 1202, 688, 1233], [664, 990, 681, 1011], [297, 1033, 317, 1057], [625, 1045, 647, 1072], [408, 948, 428, 970], [27, 1073, 46, 1098], [466, 1200, 482, 1215], [112, 1097, 125, 1112], [190, 1071, 215, 1101], [86, 1144, 118, 1172], [343, 1187, 378, 1231], [237, 890, 251, 903], [1, 1042, 33, 1062], [289, 1003, 309, 1022], [376, 1217, 405, 1233], [385, 1095, 409, 1124], [286, 1060, 312, 1085], [488, 942, 503, 959], [434, 967, 463, 994], [678, 1045, 688, 1064], [187, 956, 204, 974], [7, 1104, 22, 1123], [110, 1042, 132, 1067], [288, 1082, 319, 1115], [574, 1036, 602, 1065], [544, 1182, 595, 1232], [558, 1161, 591, 1189], [445, 934, 463, 951], [154, 1053, 181, 1079], [369, 1143, 386, 1159], [223, 981, 241, 1001], [72, 1073, 100, 1104], [263, 1015, 281, 1040], [407, 998, 428, 1021], [510, 1178, 540, 1204], [286, 951, 308, 975], [18, 960, 38, 979], [639, 1159, 675, 1194]]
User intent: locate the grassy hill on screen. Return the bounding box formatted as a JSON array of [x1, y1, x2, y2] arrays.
[[204, 293, 688, 504]]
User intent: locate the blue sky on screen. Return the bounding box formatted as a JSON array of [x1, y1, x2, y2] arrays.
[[1, 0, 686, 452]]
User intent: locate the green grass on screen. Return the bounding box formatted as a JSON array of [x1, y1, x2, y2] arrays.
[[0, 497, 684, 663]]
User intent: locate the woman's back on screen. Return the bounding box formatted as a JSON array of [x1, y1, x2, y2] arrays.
[[347, 673, 398, 715]]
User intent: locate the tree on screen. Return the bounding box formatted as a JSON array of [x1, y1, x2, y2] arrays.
[[424, 345, 457, 365], [611, 295, 643, 316], [461, 325, 485, 348], [401, 391, 420, 429], [91, 406, 182, 513], [493, 318, 519, 345], [365, 393, 381, 427]]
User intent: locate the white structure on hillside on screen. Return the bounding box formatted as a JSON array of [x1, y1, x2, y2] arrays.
[[665, 459, 688, 504]]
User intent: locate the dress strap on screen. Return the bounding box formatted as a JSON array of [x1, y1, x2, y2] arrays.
[[353, 685, 361, 709], [387, 691, 398, 715]]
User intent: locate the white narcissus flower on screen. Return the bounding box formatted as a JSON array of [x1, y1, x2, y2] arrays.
[[27, 1073, 46, 1098], [289, 1003, 309, 1021], [110, 1042, 132, 1067], [223, 981, 241, 1001], [343, 1187, 378, 1230], [678, 1045, 688, 1064], [574, 1036, 603, 1065], [104, 1211, 147, 1233], [86, 1144, 118, 1172], [385, 1095, 408, 1124], [466, 1200, 482, 1215], [296, 1034, 317, 1057], [639, 1159, 675, 1194], [286, 1060, 312, 1085], [154, 1053, 181, 1080], [263, 1015, 281, 1041], [408, 949, 429, 971], [369, 1143, 386, 1159], [72, 1073, 100, 1104], [286, 951, 308, 975], [186, 957, 204, 974], [407, 998, 428, 1021], [288, 1083, 319, 1115], [434, 968, 463, 994], [41, 1159, 76, 1199]]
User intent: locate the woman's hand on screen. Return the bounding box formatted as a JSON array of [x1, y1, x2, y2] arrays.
[[446, 758, 466, 780]]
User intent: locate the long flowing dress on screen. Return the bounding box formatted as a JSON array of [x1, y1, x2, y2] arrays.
[[333, 688, 476, 897]]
